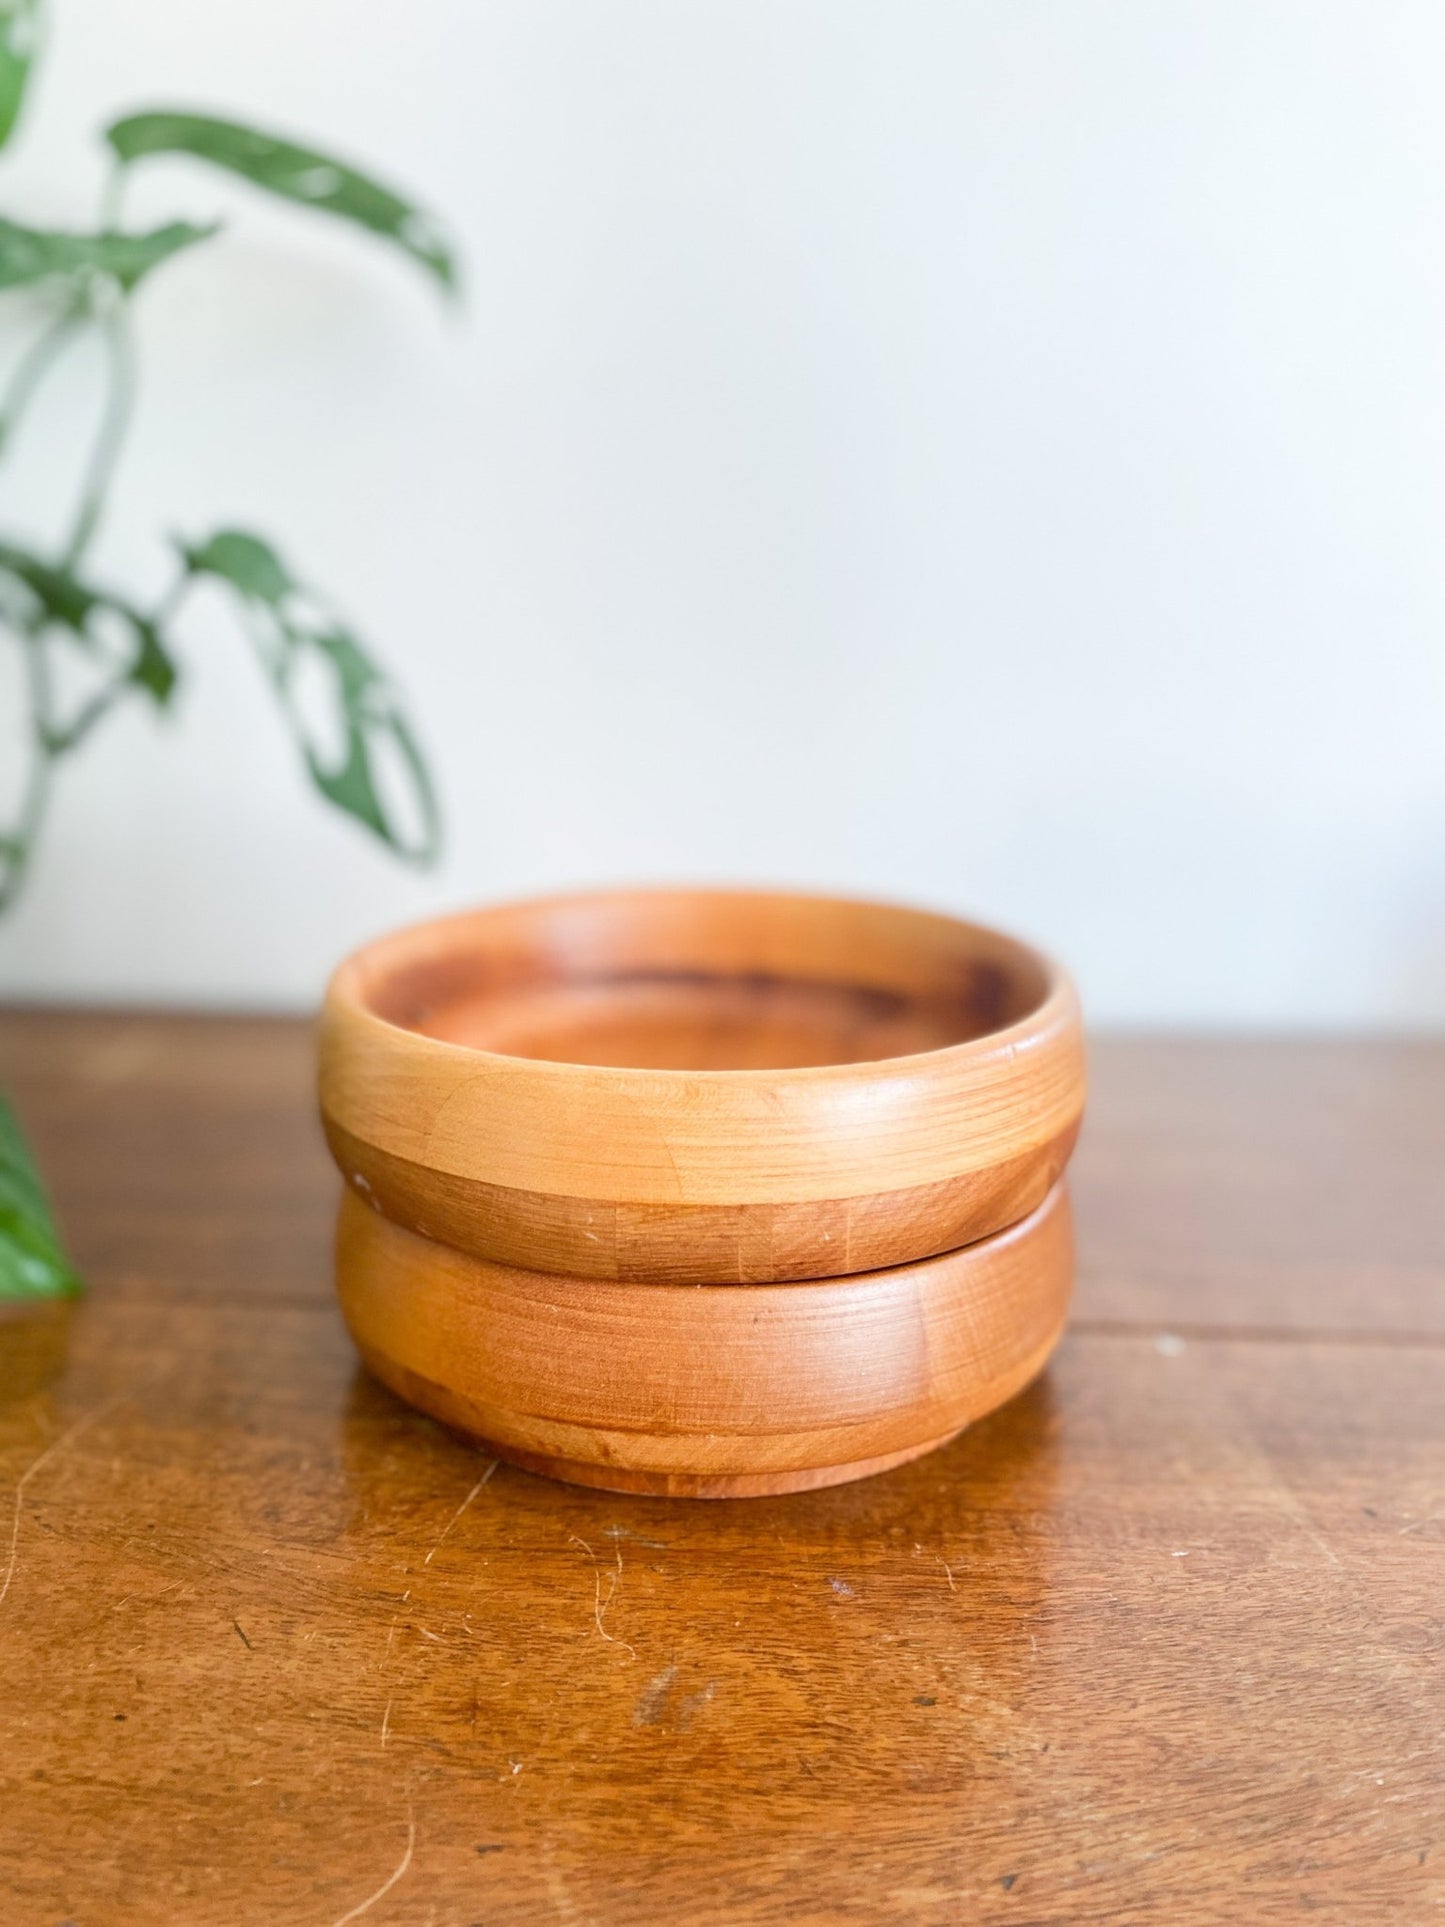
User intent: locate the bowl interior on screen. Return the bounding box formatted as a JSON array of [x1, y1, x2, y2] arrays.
[[358, 893, 1053, 1072]]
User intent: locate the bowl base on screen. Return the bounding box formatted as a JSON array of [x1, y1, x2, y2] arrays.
[[443, 1429, 967, 1499], [355, 1337, 975, 1498]]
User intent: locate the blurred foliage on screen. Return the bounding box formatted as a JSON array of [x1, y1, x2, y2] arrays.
[[0, 1093, 80, 1300], [0, 7, 458, 1293]]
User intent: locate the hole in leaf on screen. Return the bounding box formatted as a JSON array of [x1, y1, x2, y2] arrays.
[[82, 604, 137, 669], [286, 639, 351, 778], [281, 592, 335, 643], [289, 165, 344, 200], [47, 625, 120, 728], [365, 708, 433, 854], [0, 639, 26, 821], [400, 211, 441, 252]]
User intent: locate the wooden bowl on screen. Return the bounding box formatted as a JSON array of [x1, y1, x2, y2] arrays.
[[319, 889, 1084, 1285], [336, 1180, 1073, 1498]]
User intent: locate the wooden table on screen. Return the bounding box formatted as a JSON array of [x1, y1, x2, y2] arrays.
[[0, 1013, 1440, 1924]]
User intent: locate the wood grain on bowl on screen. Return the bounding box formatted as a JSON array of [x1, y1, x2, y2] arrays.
[[334, 1181, 1074, 1499], [319, 889, 1085, 1284]]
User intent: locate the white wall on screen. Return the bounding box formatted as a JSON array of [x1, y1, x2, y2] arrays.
[[1, 0, 1443, 1027]]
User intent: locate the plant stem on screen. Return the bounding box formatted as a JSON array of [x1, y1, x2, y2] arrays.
[[0, 297, 88, 455], [0, 632, 54, 914], [100, 159, 127, 231], [0, 170, 144, 915], [150, 565, 192, 630], [61, 297, 136, 571], [42, 670, 128, 757]]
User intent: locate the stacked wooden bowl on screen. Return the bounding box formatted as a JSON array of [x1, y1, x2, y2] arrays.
[[319, 889, 1085, 1497]]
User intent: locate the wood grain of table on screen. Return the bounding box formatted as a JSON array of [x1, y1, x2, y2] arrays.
[[0, 1013, 1441, 1925]]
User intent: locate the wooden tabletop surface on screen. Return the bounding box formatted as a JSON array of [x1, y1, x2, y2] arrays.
[[0, 1012, 1440, 1925]]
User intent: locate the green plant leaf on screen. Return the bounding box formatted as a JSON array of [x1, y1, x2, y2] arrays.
[[181, 527, 440, 861], [0, 1092, 82, 1300], [0, 215, 217, 293], [106, 111, 456, 293], [184, 528, 296, 604], [0, 539, 178, 709], [0, 0, 40, 152]]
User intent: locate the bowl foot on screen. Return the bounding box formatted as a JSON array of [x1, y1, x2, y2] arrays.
[[355, 1337, 975, 1496], [426, 1426, 966, 1499]]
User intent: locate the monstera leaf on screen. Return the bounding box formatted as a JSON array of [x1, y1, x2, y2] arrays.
[[0, 0, 39, 151], [106, 111, 455, 292], [182, 529, 439, 861], [0, 1094, 81, 1300], [0, 539, 177, 717], [0, 215, 215, 293]]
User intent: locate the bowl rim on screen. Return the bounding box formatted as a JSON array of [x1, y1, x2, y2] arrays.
[[324, 883, 1079, 1089]]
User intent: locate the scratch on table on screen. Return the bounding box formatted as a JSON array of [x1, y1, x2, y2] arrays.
[[423, 1462, 498, 1566], [112, 1578, 184, 1613], [633, 1664, 678, 1726], [938, 1557, 956, 1592], [568, 1533, 637, 1659], [1, 1389, 132, 1613], [384, 1588, 413, 1661], [1254, 1448, 1344, 1571], [1397, 1510, 1444, 1536], [678, 1680, 717, 1732], [602, 1523, 668, 1551], [542, 1842, 583, 1923], [380, 1696, 394, 1750], [330, 1810, 415, 1926], [1290, 1510, 1342, 1568]]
